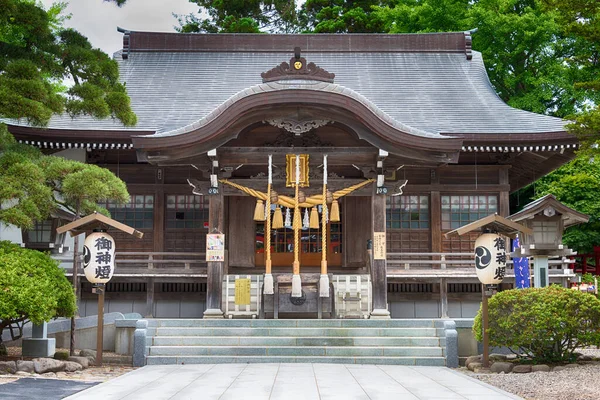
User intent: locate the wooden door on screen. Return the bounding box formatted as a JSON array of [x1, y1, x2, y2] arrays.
[[343, 196, 372, 268], [228, 196, 256, 267]]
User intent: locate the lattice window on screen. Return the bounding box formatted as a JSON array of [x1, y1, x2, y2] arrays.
[[166, 195, 208, 229], [387, 231, 430, 252], [103, 195, 154, 229], [441, 195, 498, 230], [386, 195, 429, 229]]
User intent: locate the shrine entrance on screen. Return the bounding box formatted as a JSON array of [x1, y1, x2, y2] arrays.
[[255, 205, 343, 268]]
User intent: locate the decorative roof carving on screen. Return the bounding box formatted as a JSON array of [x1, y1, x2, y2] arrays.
[[261, 47, 335, 83], [265, 119, 332, 135], [264, 130, 333, 147]]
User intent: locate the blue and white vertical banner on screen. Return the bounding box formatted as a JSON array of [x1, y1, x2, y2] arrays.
[[512, 235, 530, 289]]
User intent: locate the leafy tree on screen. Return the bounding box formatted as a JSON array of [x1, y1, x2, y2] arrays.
[[301, 0, 392, 33], [0, 0, 136, 126], [0, 1, 132, 229], [542, 0, 600, 153], [473, 286, 600, 363], [0, 124, 129, 230], [374, 0, 470, 33], [517, 157, 600, 253], [0, 241, 76, 354], [176, 1, 299, 33]]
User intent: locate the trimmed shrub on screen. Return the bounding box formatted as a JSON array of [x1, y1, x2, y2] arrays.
[[473, 286, 600, 363]]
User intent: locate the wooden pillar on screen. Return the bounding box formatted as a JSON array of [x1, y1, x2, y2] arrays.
[[431, 191, 442, 253], [153, 186, 165, 252], [370, 188, 390, 319], [430, 168, 441, 253], [145, 278, 154, 318], [440, 278, 448, 318], [204, 192, 224, 318], [499, 168, 510, 217]]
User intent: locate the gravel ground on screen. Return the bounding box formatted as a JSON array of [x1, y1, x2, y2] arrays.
[[461, 348, 600, 400], [0, 347, 134, 385]]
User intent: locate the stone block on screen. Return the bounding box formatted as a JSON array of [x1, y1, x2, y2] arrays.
[[16, 360, 34, 373], [489, 353, 508, 362], [512, 365, 532, 373], [565, 363, 580, 368], [0, 361, 17, 374], [465, 355, 482, 368], [67, 356, 89, 368], [64, 361, 83, 372], [22, 337, 56, 358], [532, 364, 550, 372], [468, 362, 483, 371], [473, 366, 492, 373], [33, 358, 65, 374], [553, 366, 566, 372], [490, 362, 514, 373]]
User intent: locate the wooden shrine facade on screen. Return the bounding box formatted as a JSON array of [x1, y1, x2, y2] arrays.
[[4, 31, 578, 318]]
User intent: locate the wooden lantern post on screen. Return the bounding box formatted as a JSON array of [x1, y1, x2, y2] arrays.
[[444, 214, 532, 369], [57, 213, 143, 366]]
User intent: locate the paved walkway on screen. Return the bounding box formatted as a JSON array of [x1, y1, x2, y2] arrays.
[[65, 364, 522, 400]]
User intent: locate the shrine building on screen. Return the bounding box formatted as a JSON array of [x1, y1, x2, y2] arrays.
[[3, 30, 575, 320]]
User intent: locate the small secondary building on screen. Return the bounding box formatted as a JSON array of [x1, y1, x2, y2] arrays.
[[4, 30, 577, 319]]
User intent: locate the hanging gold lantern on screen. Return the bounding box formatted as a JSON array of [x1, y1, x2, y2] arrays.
[[253, 199, 265, 221], [272, 206, 284, 229]]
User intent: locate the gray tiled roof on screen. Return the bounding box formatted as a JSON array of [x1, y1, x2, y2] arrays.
[[8, 50, 567, 136]]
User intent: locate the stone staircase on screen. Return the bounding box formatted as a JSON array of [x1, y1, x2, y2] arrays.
[[144, 319, 449, 366]]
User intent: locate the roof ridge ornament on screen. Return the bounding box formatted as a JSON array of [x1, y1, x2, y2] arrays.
[[261, 46, 335, 83]]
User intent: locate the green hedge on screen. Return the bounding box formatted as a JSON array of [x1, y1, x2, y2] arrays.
[[474, 286, 600, 363]]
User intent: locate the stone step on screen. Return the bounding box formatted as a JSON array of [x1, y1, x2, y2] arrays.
[[151, 336, 442, 347], [148, 345, 444, 357], [154, 327, 437, 337], [145, 355, 446, 366], [147, 319, 437, 328]]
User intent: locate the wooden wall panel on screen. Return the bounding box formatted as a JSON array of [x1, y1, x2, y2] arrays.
[[343, 196, 372, 268], [227, 196, 256, 268]]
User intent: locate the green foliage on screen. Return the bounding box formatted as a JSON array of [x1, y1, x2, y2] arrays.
[[0, 0, 136, 126], [177, 1, 299, 33], [523, 156, 600, 253], [374, 0, 470, 33], [0, 123, 129, 229], [0, 241, 76, 344], [473, 286, 600, 363], [581, 273, 595, 284], [302, 1, 391, 33], [53, 350, 69, 360]]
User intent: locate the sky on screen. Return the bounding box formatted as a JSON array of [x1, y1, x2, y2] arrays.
[[40, 0, 198, 56]]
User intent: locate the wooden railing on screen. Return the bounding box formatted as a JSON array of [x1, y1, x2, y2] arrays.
[[387, 252, 575, 274], [112, 252, 207, 276]]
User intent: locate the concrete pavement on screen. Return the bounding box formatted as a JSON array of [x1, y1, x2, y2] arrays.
[[64, 364, 522, 400]]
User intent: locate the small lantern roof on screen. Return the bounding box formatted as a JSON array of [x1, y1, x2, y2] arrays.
[[508, 194, 589, 228], [444, 213, 533, 239], [56, 212, 144, 238]]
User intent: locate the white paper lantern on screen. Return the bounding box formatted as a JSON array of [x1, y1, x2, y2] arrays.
[[83, 231, 116, 284], [474, 233, 507, 285]]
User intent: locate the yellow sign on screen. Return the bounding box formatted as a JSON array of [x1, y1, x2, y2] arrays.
[[286, 154, 310, 187], [373, 232, 386, 260], [235, 278, 251, 305]]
